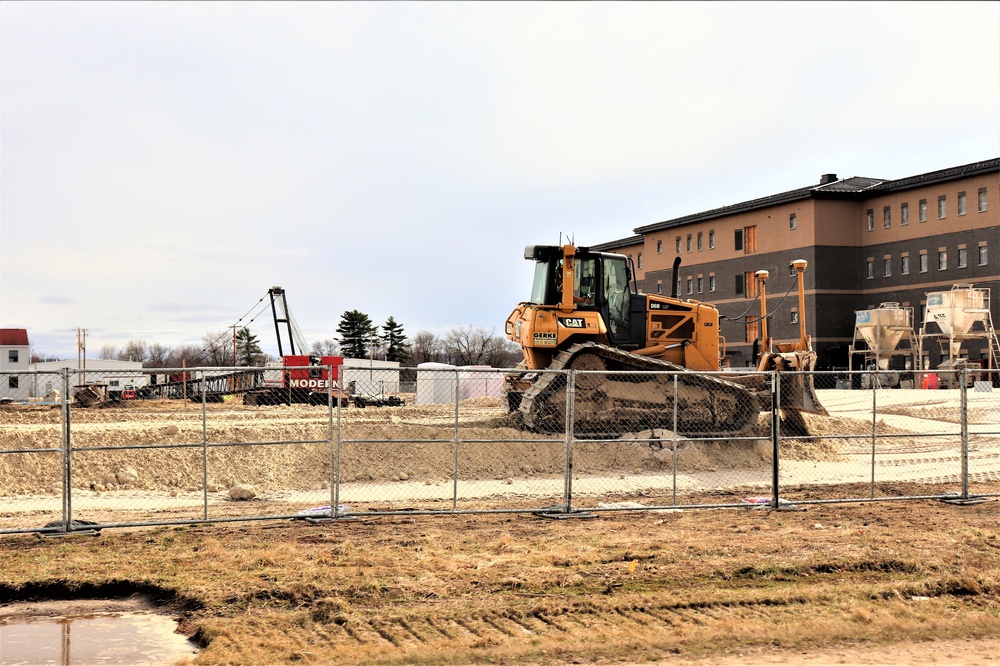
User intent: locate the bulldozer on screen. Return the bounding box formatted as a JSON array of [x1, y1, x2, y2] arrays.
[[503, 244, 826, 436]]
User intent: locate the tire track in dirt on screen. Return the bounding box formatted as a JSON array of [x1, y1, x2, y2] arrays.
[[313, 595, 824, 656]]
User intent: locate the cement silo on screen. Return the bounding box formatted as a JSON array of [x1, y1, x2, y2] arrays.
[[918, 284, 998, 388], [848, 303, 917, 388]]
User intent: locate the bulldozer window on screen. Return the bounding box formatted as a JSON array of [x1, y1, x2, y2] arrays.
[[603, 256, 631, 341], [575, 258, 598, 305]]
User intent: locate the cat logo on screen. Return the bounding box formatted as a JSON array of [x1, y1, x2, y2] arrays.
[[559, 317, 586, 329]]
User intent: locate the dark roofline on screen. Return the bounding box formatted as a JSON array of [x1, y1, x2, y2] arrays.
[[634, 184, 818, 234], [870, 158, 999, 194], [591, 235, 644, 252], [632, 157, 999, 235]]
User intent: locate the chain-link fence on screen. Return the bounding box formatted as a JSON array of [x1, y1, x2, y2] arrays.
[[1, 365, 997, 534]]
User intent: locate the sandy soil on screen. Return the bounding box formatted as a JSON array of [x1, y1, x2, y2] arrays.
[[2, 390, 998, 528]]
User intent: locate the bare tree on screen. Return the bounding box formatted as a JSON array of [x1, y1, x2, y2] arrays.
[[98, 344, 118, 360], [118, 340, 149, 363], [442, 326, 520, 367], [410, 330, 444, 365], [310, 339, 341, 357], [166, 344, 202, 368], [147, 343, 171, 367], [200, 331, 233, 366]]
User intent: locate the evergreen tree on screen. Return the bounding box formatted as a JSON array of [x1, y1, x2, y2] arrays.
[[236, 327, 263, 366], [336, 310, 377, 359], [381, 316, 411, 363]]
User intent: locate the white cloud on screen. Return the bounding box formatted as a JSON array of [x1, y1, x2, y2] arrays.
[[2, 1, 997, 359]]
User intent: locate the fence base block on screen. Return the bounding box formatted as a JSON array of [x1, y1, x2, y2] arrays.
[[936, 496, 995, 506]]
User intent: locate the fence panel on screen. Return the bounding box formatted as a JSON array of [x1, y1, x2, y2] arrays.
[[0, 371, 66, 533], [565, 369, 772, 510], [968, 369, 1000, 498], [3, 364, 999, 535], [784, 370, 971, 503]]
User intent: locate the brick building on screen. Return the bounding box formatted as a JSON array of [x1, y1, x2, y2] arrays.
[[593, 158, 999, 371]]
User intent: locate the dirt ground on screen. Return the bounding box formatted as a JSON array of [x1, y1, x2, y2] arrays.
[[1, 501, 999, 665], [1, 389, 999, 664]]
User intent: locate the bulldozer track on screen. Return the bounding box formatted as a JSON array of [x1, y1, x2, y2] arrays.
[[518, 342, 762, 437]]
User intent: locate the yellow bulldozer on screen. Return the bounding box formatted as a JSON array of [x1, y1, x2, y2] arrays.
[[504, 244, 826, 436]]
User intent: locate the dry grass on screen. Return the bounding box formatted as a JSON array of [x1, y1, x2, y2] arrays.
[[2, 497, 999, 665]]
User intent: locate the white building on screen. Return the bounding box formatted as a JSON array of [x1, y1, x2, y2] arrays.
[[341, 358, 401, 396], [30, 358, 147, 400], [1, 328, 31, 401]]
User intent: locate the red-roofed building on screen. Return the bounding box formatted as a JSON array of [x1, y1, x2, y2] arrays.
[[1, 328, 31, 400]]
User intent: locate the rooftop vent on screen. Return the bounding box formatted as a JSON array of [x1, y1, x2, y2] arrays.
[[819, 173, 838, 185]]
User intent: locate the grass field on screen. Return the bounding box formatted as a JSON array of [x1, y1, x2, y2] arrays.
[[2, 494, 998, 665]]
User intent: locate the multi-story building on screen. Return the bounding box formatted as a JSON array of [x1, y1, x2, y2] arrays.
[[594, 158, 999, 371], [0, 328, 32, 400]]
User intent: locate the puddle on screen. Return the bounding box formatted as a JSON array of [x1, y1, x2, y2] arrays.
[[0, 601, 198, 666]]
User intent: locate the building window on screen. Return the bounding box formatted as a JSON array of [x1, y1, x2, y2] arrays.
[[686, 234, 692, 253], [8, 350, 17, 363], [657, 240, 662, 254], [958, 247, 967, 268], [697, 231, 703, 251], [958, 191, 967, 215], [734, 229, 743, 251], [637, 252, 642, 269], [789, 213, 796, 230], [938, 195, 946, 219], [697, 276, 704, 293], [867, 259, 875, 279], [900, 202, 909, 225], [789, 263, 796, 276], [675, 236, 682, 254], [979, 187, 988, 212], [743, 226, 757, 253], [866, 209, 874, 231], [919, 252, 928, 273], [883, 206, 891, 228], [744, 272, 758, 298], [979, 245, 988, 266], [919, 199, 927, 222], [656, 282, 663, 294], [790, 311, 799, 324], [708, 230, 715, 249], [686, 277, 693, 295], [938, 250, 947, 271], [883, 258, 891, 277], [901, 255, 910, 275], [709, 275, 716, 292], [8, 376, 18, 389], [735, 274, 744, 296]]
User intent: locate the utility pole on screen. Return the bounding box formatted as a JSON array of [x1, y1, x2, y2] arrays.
[[77, 328, 88, 385]]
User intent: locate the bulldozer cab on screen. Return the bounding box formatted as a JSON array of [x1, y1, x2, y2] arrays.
[[526, 245, 633, 345]]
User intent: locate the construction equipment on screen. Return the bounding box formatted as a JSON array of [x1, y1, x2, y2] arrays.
[[504, 244, 826, 436], [242, 287, 349, 406], [918, 284, 997, 388]]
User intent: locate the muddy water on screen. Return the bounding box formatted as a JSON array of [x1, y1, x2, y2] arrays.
[[0, 611, 198, 665]]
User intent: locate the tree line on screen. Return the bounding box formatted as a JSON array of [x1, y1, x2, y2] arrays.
[[57, 310, 522, 369]]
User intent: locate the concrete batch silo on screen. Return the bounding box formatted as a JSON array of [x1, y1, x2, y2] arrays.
[[917, 284, 998, 388], [848, 303, 917, 388]]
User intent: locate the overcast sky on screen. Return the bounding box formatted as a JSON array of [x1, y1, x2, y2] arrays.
[[2, 1, 998, 360]]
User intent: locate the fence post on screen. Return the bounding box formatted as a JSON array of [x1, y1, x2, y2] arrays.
[[201, 370, 209, 521], [563, 370, 575, 514], [62, 368, 71, 533], [770, 370, 780, 508], [671, 374, 678, 506], [331, 364, 341, 518], [960, 368, 969, 500], [870, 370, 877, 499], [453, 370, 460, 511]]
